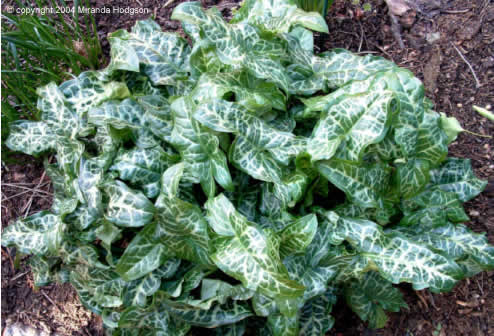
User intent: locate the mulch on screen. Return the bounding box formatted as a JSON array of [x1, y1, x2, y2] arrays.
[[1, 0, 493, 335]]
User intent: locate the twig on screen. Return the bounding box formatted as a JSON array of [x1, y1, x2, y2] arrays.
[[2, 183, 53, 195], [1, 247, 15, 272], [22, 170, 47, 218], [450, 42, 481, 88], [358, 22, 364, 53], [10, 270, 29, 282], [389, 12, 405, 49], [163, 0, 175, 9], [41, 290, 63, 313], [1, 187, 51, 203], [442, 9, 470, 14]]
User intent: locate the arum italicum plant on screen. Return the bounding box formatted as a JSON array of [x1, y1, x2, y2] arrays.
[[2, 0, 493, 334]]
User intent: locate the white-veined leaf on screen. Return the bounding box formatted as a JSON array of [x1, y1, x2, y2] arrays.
[[2, 211, 64, 255], [103, 180, 155, 228], [322, 211, 464, 292], [205, 194, 305, 300]]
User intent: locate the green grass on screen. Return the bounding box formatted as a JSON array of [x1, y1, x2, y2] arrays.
[[294, 0, 334, 17], [1, 0, 103, 161]]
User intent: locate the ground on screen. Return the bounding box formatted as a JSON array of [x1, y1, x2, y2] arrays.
[[1, 0, 493, 335]]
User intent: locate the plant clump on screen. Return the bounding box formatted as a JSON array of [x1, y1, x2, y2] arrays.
[[3, 0, 493, 334]]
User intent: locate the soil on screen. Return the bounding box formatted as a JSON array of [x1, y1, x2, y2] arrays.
[[1, 0, 493, 335]]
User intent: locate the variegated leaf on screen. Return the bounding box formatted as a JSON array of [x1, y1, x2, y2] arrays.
[[345, 272, 407, 329], [110, 146, 175, 198], [103, 180, 155, 228], [400, 189, 469, 227], [290, 49, 396, 95], [116, 221, 171, 281], [138, 95, 174, 143], [154, 163, 212, 265], [71, 266, 126, 314], [194, 99, 306, 182], [60, 71, 130, 115], [123, 272, 161, 307], [279, 214, 317, 257], [191, 72, 286, 113], [299, 289, 337, 336], [37, 82, 80, 138], [88, 98, 144, 129], [394, 158, 430, 199], [232, 0, 328, 33], [6, 121, 56, 155], [308, 90, 394, 161], [397, 222, 494, 271], [267, 313, 299, 336], [205, 194, 305, 299], [108, 19, 190, 86], [2, 211, 64, 255], [170, 96, 233, 196], [428, 158, 487, 202], [317, 159, 391, 208], [164, 299, 253, 328], [322, 211, 464, 292], [172, 3, 292, 91], [414, 111, 449, 165]]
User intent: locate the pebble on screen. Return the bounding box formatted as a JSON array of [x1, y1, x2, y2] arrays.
[[469, 210, 480, 217], [3, 323, 53, 336]]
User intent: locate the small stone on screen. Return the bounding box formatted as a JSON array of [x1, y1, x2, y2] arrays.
[[3, 322, 53, 336], [469, 210, 480, 217], [426, 32, 441, 44]]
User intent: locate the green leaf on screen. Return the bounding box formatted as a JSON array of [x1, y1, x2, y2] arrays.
[[279, 214, 318, 257], [2, 211, 64, 255], [103, 180, 155, 228], [37, 82, 80, 138], [322, 211, 464, 292], [60, 71, 130, 115], [400, 189, 469, 227], [440, 113, 464, 144], [397, 222, 494, 271], [429, 158, 487, 202], [6, 121, 56, 155], [116, 221, 170, 281], [154, 164, 212, 265], [194, 99, 306, 182], [299, 290, 337, 336], [108, 19, 190, 86], [308, 90, 394, 161], [71, 267, 125, 314], [206, 194, 305, 300], [394, 158, 430, 199], [164, 299, 253, 328], [170, 96, 233, 196], [317, 159, 391, 208], [232, 0, 328, 33], [345, 272, 407, 329]]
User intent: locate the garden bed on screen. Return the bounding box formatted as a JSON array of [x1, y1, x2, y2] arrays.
[[1, 0, 493, 335]]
